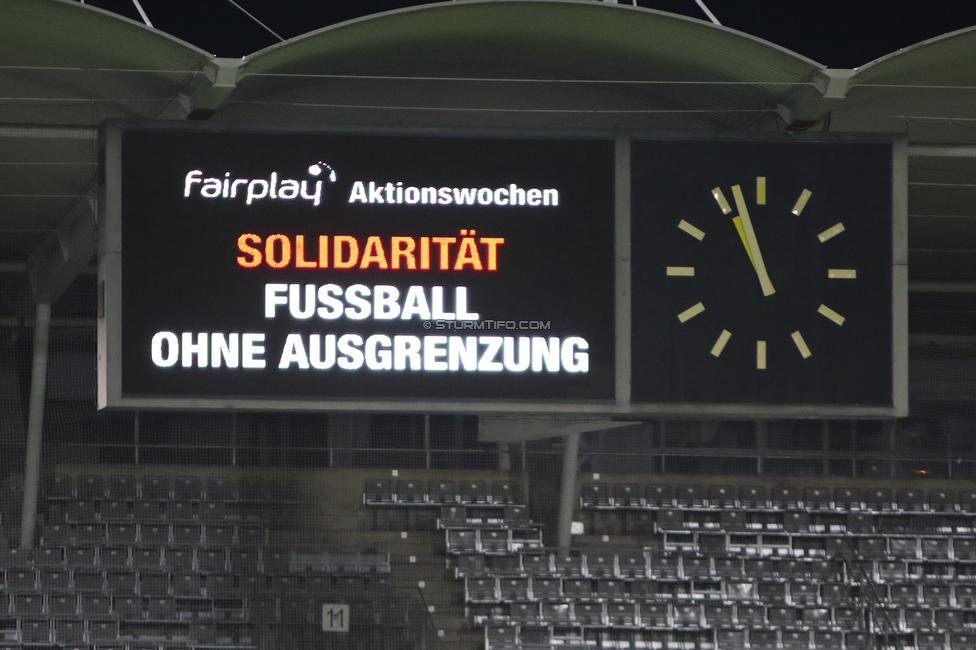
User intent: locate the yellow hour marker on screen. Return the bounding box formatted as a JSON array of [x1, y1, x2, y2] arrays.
[[818, 304, 845, 326], [712, 187, 732, 215], [711, 330, 731, 357], [677, 302, 705, 323], [678, 220, 706, 241], [828, 269, 857, 279], [756, 176, 766, 205], [667, 266, 695, 276], [792, 189, 812, 215], [791, 331, 812, 359], [817, 222, 845, 243], [756, 341, 767, 369]]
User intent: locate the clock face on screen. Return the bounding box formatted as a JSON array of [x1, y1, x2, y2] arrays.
[[630, 138, 894, 406]]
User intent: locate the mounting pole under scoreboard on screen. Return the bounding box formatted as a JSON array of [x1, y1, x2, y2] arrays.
[[556, 431, 581, 550], [20, 301, 50, 549]]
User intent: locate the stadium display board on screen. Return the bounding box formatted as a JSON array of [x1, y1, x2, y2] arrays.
[[630, 136, 906, 415], [98, 123, 617, 411], [98, 124, 906, 417]]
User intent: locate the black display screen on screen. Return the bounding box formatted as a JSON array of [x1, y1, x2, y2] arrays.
[[115, 125, 616, 403], [630, 137, 893, 406]]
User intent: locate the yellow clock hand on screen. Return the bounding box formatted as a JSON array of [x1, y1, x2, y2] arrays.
[[731, 184, 775, 297]]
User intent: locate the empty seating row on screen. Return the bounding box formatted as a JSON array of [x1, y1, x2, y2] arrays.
[[47, 475, 300, 504], [655, 512, 976, 538], [0, 568, 393, 600], [582, 483, 976, 513], [49, 500, 244, 524], [484, 625, 976, 650], [485, 600, 879, 630], [446, 528, 545, 555], [37, 523, 268, 547], [0, 616, 258, 646], [0, 547, 387, 577], [465, 574, 865, 606], [438, 505, 533, 528], [456, 550, 841, 580], [660, 529, 976, 558], [364, 479, 520, 506]]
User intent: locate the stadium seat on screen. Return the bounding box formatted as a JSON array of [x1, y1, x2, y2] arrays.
[[19, 618, 51, 643], [835, 487, 862, 510], [504, 505, 530, 524], [460, 481, 489, 505], [581, 482, 610, 508], [11, 593, 44, 615], [174, 476, 203, 501], [48, 591, 77, 615], [922, 537, 950, 560], [708, 485, 736, 508], [576, 602, 605, 626], [142, 477, 171, 501], [77, 475, 105, 500], [553, 552, 584, 577], [772, 487, 799, 510], [608, 602, 638, 626], [617, 550, 647, 579], [897, 488, 925, 512], [959, 490, 976, 513], [108, 475, 137, 500], [640, 601, 669, 627], [645, 484, 673, 508], [80, 593, 112, 617], [47, 475, 73, 501], [172, 571, 203, 597], [509, 602, 540, 623], [199, 500, 226, 520], [133, 500, 162, 521], [716, 629, 746, 649], [741, 486, 768, 509], [73, 569, 103, 591], [673, 603, 701, 627], [676, 485, 705, 508], [563, 578, 593, 598], [206, 477, 237, 502], [705, 603, 734, 626], [597, 579, 625, 600], [39, 567, 70, 589], [427, 480, 457, 505], [530, 577, 560, 599], [613, 483, 643, 507], [105, 570, 137, 593], [951, 633, 976, 649], [585, 552, 615, 578], [166, 500, 193, 520], [396, 479, 426, 504], [171, 524, 202, 545], [100, 499, 129, 521], [683, 555, 710, 579], [802, 486, 830, 510], [918, 633, 947, 650], [498, 577, 528, 601], [929, 489, 956, 512], [491, 481, 519, 505], [165, 547, 194, 572], [139, 571, 171, 596], [749, 628, 778, 649]]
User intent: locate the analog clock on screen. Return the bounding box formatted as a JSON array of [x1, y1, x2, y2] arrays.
[[630, 137, 896, 409]]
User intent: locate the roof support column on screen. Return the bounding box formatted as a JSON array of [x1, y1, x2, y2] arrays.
[[556, 431, 581, 550], [20, 300, 50, 550]]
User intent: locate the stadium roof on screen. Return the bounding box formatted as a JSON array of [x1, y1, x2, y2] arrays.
[[0, 0, 973, 334]]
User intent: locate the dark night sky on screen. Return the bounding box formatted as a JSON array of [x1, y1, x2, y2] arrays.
[[86, 0, 976, 68]]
